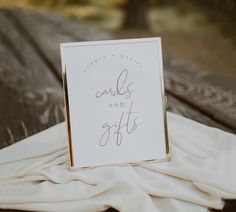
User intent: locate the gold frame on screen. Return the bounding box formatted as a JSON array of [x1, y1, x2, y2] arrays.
[[61, 39, 170, 171], [62, 68, 74, 167]]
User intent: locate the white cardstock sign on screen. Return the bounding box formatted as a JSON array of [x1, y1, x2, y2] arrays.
[[60, 37, 169, 169]]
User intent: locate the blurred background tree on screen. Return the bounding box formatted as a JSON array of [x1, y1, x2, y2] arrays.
[[122, 0, 150, 29]]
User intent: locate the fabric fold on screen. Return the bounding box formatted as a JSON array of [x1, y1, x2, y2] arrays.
[[0, 112, 235, 212]]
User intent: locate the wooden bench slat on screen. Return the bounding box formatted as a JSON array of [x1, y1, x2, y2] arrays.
[[164, 59, 236, 132], [9, 9, 77, 80], [166, 95, 232, 132], [10, 9, 111, 81], [8, 9, 235, 134], [0, 10, 64, 149], [37, 10, 111, 41]]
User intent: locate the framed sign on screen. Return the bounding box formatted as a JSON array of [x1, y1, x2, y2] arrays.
[[60, 37, 169, 170]]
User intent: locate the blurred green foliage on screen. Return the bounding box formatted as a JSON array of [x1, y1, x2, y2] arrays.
[[28, 0, 125, 7], [29, 0, 87, 7]]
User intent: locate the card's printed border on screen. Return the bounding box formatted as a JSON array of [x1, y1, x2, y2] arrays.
[[60, 37, 170, 170]]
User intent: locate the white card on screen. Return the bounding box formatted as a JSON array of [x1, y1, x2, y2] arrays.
[[60, 37, 169, 169]]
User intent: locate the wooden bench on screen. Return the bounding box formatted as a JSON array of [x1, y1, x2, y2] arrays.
[[0, 8, 235, 212]]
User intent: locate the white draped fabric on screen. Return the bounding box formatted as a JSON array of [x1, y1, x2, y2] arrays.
[[0, 112, 235, 212]]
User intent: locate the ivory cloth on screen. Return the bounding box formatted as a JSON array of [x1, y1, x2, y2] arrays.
[[0, 112, 235, 212]]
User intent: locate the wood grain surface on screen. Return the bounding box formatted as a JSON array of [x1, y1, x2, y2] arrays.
[[0, 10, 64, 149], [0, 8, 235, 212]]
